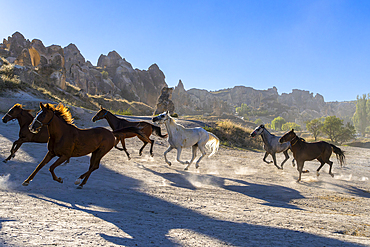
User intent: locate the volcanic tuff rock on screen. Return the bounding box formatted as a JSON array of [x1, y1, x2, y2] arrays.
[[154, 87, 175, 115], [172, 80, 355, 125], [0, 32, 166, 107]]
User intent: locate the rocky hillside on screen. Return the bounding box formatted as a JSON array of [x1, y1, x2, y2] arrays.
[[1, 32, 356, 124], [170, 80, 355, 126], [0, 32, 166, 108]]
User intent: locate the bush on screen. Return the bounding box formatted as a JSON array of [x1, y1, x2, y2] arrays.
[[271, 116, 286, 131], [203, 120, 262, 150], [282, 122, 301, 131]]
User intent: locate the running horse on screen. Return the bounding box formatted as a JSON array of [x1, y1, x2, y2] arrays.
[[2, 104, 49, 163], [250, 124, 293, 169], [279, 129, 345, 182], [24, 102, 144, 188], [152, 111, 220, 170], [92, 106, 167, 159]]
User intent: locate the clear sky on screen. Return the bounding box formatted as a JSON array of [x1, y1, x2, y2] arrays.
[[1, 0, 369, 102]]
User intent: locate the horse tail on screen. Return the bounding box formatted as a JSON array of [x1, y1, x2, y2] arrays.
[[113, 126, 150, 143], [206, 132, 220, 157], [330, 144, 345, 167], [151, 125, 168, 138]]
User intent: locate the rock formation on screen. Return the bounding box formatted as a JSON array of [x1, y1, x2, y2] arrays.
[[0, 32, 166, 108], [154, 87, 175, 115]]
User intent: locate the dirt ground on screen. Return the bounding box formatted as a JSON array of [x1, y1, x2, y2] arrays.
[[0, 95, 370, 246]]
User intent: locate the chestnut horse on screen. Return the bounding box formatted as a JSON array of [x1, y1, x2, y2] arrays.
[[24, 102, 143, 188], [2, 104, 49, 163], [279, 129, 345, 182], [92, 106, 167, 159]]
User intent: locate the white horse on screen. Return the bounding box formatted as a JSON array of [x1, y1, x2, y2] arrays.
[[152, 112, 220, 170]]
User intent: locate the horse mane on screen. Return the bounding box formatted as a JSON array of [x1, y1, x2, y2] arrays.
[[167, 114, 185, 128], [45, 103, 74, 125]]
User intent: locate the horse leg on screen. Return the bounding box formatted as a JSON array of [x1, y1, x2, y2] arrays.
[[48, 156, 70, 183], [296, 161, 305, 182], [139, 141, 148, 156], [120, 138, 131, 160], [76, 150, 102, 189], [22, 151, 55, 186], [316, 158, 325, 177], [271, 153, 282, 169], [280, 150, 290, 169], [175, 148, 190, 170], [164, 146, 174, 166], [194, 145, 207, 169], [149, 139, 154, 157], [262, 152, 273, 164], [188, 144, 198, 167], [4, 139, 24, 163]]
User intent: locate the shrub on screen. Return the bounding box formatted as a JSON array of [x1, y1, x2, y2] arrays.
[[203, 120, 262, 150]]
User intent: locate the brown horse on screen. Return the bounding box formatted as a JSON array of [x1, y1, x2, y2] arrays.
[[2, 104, 49, 163], [24, 102, 143, 189], [92, 106, 167, 159], [279, 129, 345, 182]]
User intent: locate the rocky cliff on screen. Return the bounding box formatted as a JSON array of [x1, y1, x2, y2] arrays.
[[0, 32, 166, 107], [172, 80, 356, 125], [1, 32, 356, 122]]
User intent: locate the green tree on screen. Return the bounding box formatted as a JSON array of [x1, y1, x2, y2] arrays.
[[306, 118, 323, 141], [271, 116, 286, 131], [282, 122, 301, 131], [322, 116, 355, 143], [254, 118, 263, 126], [338, 122, 356, 144], [353, 94, 369, 136], [322, 116, 343, 143], [235, 103, 251, 118]]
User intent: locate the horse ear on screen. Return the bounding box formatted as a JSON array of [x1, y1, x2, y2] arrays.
[[39, 102, 44, 109], [260, 124, 264, 128], [166, 110, 169, 115], [100, 105, 103, 110], [291, 129, 295, 132]]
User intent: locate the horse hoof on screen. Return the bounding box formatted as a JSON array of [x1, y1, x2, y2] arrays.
[[3, 160, 7, 163], [316, 172, 320, 177], [22, 181, 29, 186], [77, 185, 83, 189], [330, 173, 334, 177], [74, 178, 81, 185], [57, 177, 63, 183]]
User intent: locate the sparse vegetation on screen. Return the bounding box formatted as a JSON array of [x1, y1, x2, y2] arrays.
[[204, 120, 262, 150], [0, 60, 27, 92], [271, 116, 286, 131]]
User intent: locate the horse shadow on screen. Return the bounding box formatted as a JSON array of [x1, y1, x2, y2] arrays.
[[20, 166, 362, 247], [143, 166, 304, 210], [0, 131, 363, 246]]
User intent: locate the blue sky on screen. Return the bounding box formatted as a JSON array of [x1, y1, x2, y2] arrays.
[[2, 0, 370, 102]]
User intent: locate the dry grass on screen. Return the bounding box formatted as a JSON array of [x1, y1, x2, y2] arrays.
[[204, 119, 263, 150]]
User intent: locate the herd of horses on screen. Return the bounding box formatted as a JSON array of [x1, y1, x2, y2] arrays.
[[2, 103, 345, 188]]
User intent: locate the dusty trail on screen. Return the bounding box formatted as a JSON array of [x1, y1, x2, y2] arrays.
[[0, 100, 370, 246]]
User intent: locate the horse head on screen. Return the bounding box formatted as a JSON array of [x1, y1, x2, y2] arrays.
[[279, 129, 296, 143], [92, 106, 108, 122], [152, 111, 170, 124], [250, 124, 265, 138], [2, 104, 24, 123], [29, 103, 54, 134]]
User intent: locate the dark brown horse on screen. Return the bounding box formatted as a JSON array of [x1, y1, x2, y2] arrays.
[[2, 104, 49, 163], [24, 102, 143, 188], [279, 129, 345, 182], [92, 106, 167, 159]]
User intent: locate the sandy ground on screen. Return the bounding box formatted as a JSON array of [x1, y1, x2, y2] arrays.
[[0, 95, 370, 246]]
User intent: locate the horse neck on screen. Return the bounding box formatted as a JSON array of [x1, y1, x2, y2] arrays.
[[47, 114, 73, 139], [260, 129, 274, 144], [164, 117, 179, 137], [17, 109, 33, 127], [104, 111, 123, 130]]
